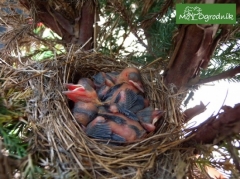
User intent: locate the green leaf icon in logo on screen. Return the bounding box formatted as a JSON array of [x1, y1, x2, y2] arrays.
[[183, 6, 202, 20]]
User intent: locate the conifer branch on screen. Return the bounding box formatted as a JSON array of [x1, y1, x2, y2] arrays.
[[189, 65, 240, 86]]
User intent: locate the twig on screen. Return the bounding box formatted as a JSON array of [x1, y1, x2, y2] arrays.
[[189, 66, 240, 86], [141, 57, 163, 69], [4, 71, 48, 90], [94, 5, 97, 50], [80, 37, 93, 51], [131, 29, 157, 58]]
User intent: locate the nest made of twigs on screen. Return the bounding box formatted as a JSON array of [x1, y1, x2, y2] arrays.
[[1, 51, 194, 179]]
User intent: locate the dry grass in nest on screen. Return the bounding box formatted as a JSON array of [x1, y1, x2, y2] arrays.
[[1, 51, 193, 179]]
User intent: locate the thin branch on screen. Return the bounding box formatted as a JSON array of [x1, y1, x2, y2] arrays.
[[132, 29, 157, 58], [189, 65, 240, 86]]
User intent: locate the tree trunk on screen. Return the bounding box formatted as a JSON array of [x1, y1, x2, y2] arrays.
[[19, 0, 95, 50], [164, 24, 219, 92]]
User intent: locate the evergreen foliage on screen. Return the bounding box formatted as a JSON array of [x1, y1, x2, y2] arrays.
[[0, 0, 239, 178], [97, 0, 176, 66]]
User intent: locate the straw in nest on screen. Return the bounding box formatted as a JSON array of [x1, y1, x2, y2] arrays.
[[1, 52, 194, 179]]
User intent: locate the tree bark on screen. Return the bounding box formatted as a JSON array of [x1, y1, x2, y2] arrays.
[[188, 103, 240, 144], [77, 1, 95, 50], [19, 0, 95, 50], [163, 21, 240, 147], [164, 24, 219, 92], [183, 101, 207, 123]]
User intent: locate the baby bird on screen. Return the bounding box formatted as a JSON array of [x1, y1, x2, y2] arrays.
[[63, 80, 102, 105], [99, 103, 139, 121], [136, 106, 164, 132], [72, 101, 98, 126], [116, 67, 144, 93], [86, 112, 146, 142], [62, 78, 100, 126], [93, 72, 118, 100]]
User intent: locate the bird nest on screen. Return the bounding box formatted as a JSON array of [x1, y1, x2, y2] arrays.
[[1, 52, 194, 179]]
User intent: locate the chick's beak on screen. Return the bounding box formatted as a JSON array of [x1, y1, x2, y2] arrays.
[[128, 80, 144, 93], [152, 110, 164, 125], [63, 83, 83, 90], [62, 87, 86, 102]]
